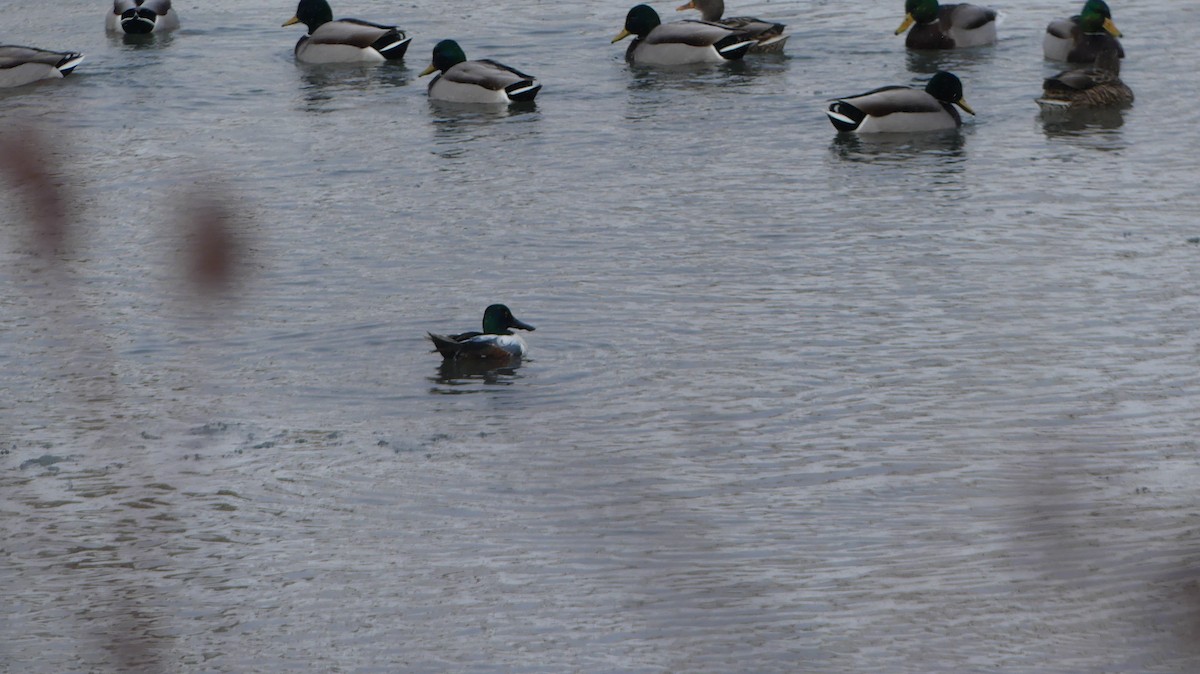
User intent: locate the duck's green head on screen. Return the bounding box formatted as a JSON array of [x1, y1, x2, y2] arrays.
[[613, 4, 662, 43], [1079, 0, 1121, 37], [420, 40, 467, 77], [482, 304, 535, 335], [895, 0, 939, 34], [925, 71, 975, 115], [282, 0, 332, 33]]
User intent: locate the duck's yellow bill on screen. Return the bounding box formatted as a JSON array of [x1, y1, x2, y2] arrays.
[[1103, 17, 1122, 38], [957, 97, 976, 115], [612, 28, 632, 43], [895, 13, 915, 35], [676, 0, 697, 10], [282, 15, 300, 27], [419, 63, 438, 76]]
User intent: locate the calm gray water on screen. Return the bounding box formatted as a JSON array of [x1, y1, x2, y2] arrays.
[[3, 0, 1200, 671]]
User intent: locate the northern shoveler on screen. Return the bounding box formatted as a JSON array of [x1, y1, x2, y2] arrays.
[[895, 0, 998, 50], [827, 71, 975, 133], [283, 0, 411, 64], [427, 304, 536, 361], [419, 40, 541, 104]]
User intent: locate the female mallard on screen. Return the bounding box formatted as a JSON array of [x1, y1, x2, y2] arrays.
[[419, 40, 541, 104], [106, 0, 179, 35], [428, 304, 536, 361], [282, 0, 411, 64], [1037, 48, 1131, 110], [826, 71, 975, 133], [613, 4, 756, 66], [0, 46, 84, 88], [1043, 0, 1123, 63], [674, 0, 788, 54], [895, 0, 997, 49]]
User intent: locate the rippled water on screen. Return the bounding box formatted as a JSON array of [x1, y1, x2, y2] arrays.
[[4, 1, 1200, 671]]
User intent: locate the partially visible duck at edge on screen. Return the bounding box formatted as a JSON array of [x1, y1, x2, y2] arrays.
[[895, 0, 998, 50], [0, 46, 84, 88], [428, 304, 536, 362]]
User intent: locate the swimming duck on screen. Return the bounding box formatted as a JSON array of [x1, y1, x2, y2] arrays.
[[0, 46, 84, 88], [895, 0, 997, 49], [428, 304, 536, 361], [674, 0, 788, 54], [106, 0, 179, 35], [1037, 47, 1131, 109], [419, 40, 541, 104], [282, 0, 411, 64], [613, 4, 756, 66], [1043, 0, 1123, 63], [826, 71, 975, 133]]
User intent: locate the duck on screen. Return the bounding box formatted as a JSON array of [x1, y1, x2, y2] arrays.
[[674, 0, 788, 54], [106, 0, 179, 35], [0, 46, 84, 88], [895, 0, 997, 49], [1037, 47, 1131, 109], [826, 71, 975, 133], [613, 4, 756, 66], [419, 40, 541, 104], [1043, 0, 1123, 63], [282, 0, 411, 64], [427, 304, 536, 361]]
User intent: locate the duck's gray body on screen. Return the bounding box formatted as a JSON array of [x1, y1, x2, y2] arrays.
[[0, 45, 84, 88]]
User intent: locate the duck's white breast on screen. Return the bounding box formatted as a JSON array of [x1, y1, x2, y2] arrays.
[[631, 42, 723, 66]]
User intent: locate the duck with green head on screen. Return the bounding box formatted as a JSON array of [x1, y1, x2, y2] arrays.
[[428, 305, 536, 361], [895, 0, 997, 49], [674, 0, 788, 54], [282, 0, 411, 64], [0, 45, 84, 88], [826, 71, 975, 133], [613, 4, 756, 66], [1043, 0, 1123, 63], [419, 40, 541, 104], [1037, 47, 1132, 110]]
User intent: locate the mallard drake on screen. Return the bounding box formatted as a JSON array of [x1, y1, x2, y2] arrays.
[[428, 304, 536, 361], [613, 4, 756, 66], [674, 0, 788, 54], [282, 0, 411, 64], [1043, 0, 1123, 63], [106, 0, 179, 35], [1037, 47, 1131, 109], [0, 46, 84, 88], [895, 0, 997, 49], [419, 40, 541, 104], [826, 71, 975, 133]]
